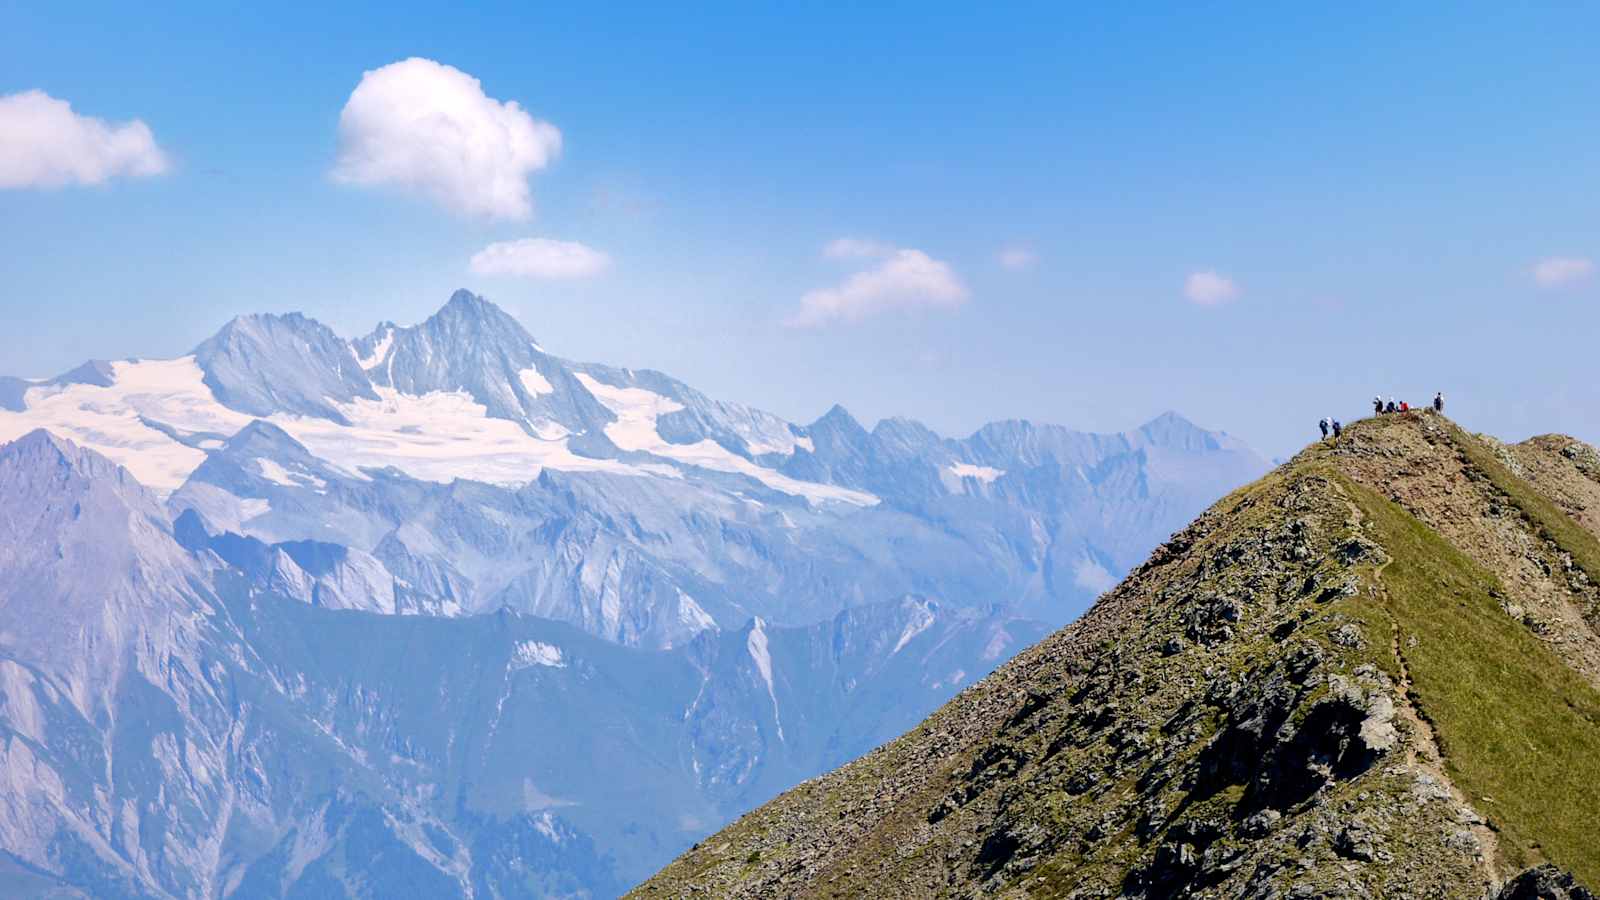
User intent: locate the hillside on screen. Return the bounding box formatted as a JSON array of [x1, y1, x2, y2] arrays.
[[630, 411, 1600, 898]]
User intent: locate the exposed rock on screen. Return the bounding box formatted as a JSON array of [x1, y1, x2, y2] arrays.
[[1494, 865, 1598, 900]]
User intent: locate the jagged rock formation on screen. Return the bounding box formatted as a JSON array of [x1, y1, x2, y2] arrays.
[[632, 411, 1600, 898]]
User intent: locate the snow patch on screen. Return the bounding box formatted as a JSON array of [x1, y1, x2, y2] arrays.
[[0, 355, 872, 505], [533, 811, 563, 844], [256, 457, 326, 490], [0, 357, 243, 491], [675, 590, 718, 635], [283, 386, 649, 487], [575, 373, 878, 507], [517, 366, 554, 397], [949, 462, 1004, 483], [355, 330, 394, 371], [746, 617, 784, 741], [892, 602, 937, 655], [510, 641, 566, 669]]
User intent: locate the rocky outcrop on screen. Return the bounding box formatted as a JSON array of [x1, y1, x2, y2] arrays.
[[1495, 866, 1598, 900]]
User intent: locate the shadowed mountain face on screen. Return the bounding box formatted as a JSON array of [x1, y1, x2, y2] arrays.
[[0, 292, 1271, 898], [633, 412, 1600, 899]]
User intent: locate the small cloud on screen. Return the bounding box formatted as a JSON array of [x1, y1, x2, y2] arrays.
[[0, 90, 169, 189], [996, 246, 1037, 270], [1531, 257, 1594, 288], [331, 57, 561, 221], [1184, 270, 1239, 306], [469, 238, 610, 279], [787, 244, 968, 328], [822, 237, 895, 260]]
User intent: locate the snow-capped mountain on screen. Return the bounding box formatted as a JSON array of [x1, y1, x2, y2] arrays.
[[0, 290, 1266, 648], [0, 290, 1269, 897]]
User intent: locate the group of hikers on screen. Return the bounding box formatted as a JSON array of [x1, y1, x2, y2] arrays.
[[1318, 391, 1444, 441]]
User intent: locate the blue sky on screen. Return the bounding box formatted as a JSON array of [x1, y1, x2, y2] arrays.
[[2, 2, 1598, 458]]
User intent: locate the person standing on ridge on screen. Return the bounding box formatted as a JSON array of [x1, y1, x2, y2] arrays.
[[1332, 419, 1343, 439], [1434, 391, 1444, 413], [1373, 396, 1384, 415], [1319, 418, 1330, 440]]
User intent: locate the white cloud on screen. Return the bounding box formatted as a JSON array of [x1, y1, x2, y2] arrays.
[[788, 244, 968, 328], [331, 57, 561, 221], [822, 237, 895, 260], [0, 90, 169, 189], [997, 246, 1037, 270], [1184, 270, 1239, 306], [1531, 256, 1594, 288], [469, 238, 610, 279]]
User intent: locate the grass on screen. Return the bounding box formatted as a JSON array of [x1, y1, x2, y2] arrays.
[[1440, 420, 1600, 592], [1339, 473, 1600, 885]]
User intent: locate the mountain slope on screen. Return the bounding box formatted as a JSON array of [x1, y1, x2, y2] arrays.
[[631, 411, 1600, 898], [0, 432, 1063, 898]]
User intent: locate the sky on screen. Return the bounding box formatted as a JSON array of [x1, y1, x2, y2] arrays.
[[2, 2, 1598, 459]]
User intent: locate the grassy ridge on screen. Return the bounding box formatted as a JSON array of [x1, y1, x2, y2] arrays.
[[1442, 421, 1600, 591], [1339, 474, 1600, 885]]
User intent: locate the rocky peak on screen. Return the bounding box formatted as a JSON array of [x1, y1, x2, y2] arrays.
[[421, 289, 537, 346], [193, 309, 376, 422], [0, 427, 149, 498], [633, 412, 1600, 898]]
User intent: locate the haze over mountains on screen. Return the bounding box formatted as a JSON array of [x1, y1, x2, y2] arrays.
[[0, 290, 1268, 897]]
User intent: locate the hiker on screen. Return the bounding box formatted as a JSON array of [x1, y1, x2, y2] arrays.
[[1319, 417, 1330, 440], [1434, 391, 1444, 413], [1373, 396, 1384, 415], [1400, 400, 1410, 412], [1332, 419, 1343, 438], [1386, 398, 1397, 414]]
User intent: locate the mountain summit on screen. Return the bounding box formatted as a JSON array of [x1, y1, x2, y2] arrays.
[[632, 411, 1600, 898]]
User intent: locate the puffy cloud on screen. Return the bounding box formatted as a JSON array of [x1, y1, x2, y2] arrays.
[[997, 246, 1037, 270], [1184, 270, 1239, 306], [788, 243, 968, 328], [0, 90, 169, 189], [1531, 256, 1594, 288], [469, 238, 610, 279], [331, 58, 561, 221]]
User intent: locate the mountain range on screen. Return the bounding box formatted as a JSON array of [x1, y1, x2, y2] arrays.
[[0, 290, 1269, 897], [634, 412, 1600, 898]]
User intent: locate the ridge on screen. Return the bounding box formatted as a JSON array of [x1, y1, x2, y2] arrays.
[[631, 410, 1600, 898]]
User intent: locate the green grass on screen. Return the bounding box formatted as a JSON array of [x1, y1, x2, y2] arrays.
[[1441, 421, 1600, 591], [1339, 474, 1600, 884]]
